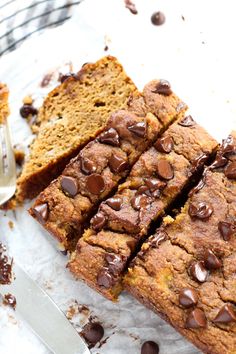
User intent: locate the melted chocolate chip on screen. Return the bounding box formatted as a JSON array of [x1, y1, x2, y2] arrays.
[[109, 154, 129, 173], [20, 104, 38, 118], [128, 121, 147, 137], [185, 308, 207, 328], [80, 157, 96, 175], [81, 322, 104, 345], [188, 201, 213, 219], [137, 185, 152, 197], [60, 72, 78, 83], [154, 135, 173, 153], [105, 254, 124, 274], [99, 128, 120, 146], [106, 197, 122, 211], [156, 159, 174, 180], [189, 168, 207, 196], [213, 304, 236, 324], [32, 203, 49, 224], [149, 230, 168, 248], [141, 341, 159, 354], [124, 0, 138, 15], [60, 176, 78, 197], [190, 153, 208, 173], [224, 161, 236, 179], [210, 155, 228, 170], [0, 244, 12, 285], [189, 261, 208, 282], [145, 178, 166, 192], [3, 293, 16, 309], [179, 288, 198, 308], [131, 194, 149, 210], [152, 80, 172, 95], [151, 11, 166, 26], [218, 221, 235, 241], [204, 250, 222, 270], [178, 115, 195, 127], [97, 269, 115, 288], [91, 212, 107, 231], [221, 135, 236, 155], [86, 174, 105, 194]]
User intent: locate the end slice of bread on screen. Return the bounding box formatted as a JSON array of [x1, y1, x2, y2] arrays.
[[16, 56, 138, 202]]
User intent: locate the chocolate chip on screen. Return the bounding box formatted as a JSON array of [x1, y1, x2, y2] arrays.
[[152, 80, 172, 95], [32, 203, 48, 224], [60, 72, 78, 83], [185, 308, 207, 328], [141, 341, 159, 354], [189, 261, 208, 282], [81, 322, 104, 345], [106, 197, 122, 211], [81, 157, 96, 175], [224, 161, 236, 179], [213, 304, 236, 324], [204, 250, 222, 270], [124, 0, 138, 15], [154, 135, 173, 153], [97, 269, 115, 288], [210, 155, 228, 169], [105, 254, 124, 274], [176, 101, 186, 113], [91, 212, 107, 231], [218, 221, 235, 241], [137, 185, 153, 197], [20, 104, 38, 118], [190, 153, 208, 173], [99, 128, 120, 146], [3, 293, 16, 309], [60, 176, 78, 197], [131, 194, 149, 210], [86, 174, 105, 194], [109, 154, 129, 173], [151, 11, 166, 26], [179, 288, 198, 308], [145, 178, 166, 192], [188, 201, 213, 219], [178, 115, 195, 127], [128, 121, 147, 137], [156, 159, 174, 180]]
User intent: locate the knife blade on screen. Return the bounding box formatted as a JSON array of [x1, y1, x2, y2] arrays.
[[0, 263, 90, 354]]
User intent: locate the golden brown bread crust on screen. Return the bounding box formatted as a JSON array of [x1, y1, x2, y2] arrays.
[[124, 134, 236, 354], [29, 79, 187, 250], [16, 56, 138, 201], [68, 117, 218, 301], [0, 83, 9, 124]]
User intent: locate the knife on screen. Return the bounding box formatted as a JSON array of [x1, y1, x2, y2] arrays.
[[0, 262, 90, 354]]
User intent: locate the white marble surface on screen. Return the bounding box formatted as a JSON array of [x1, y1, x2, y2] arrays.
[[0, 0, 235, 353]]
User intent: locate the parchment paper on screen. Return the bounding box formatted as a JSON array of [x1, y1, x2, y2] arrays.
[[0, 0, 235, 353]]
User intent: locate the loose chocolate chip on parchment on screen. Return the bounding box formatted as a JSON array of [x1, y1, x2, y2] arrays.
[[151, 11, 166, 26]]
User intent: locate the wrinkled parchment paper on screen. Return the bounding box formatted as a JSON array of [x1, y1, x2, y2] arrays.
[[0, 0, 235, 353]]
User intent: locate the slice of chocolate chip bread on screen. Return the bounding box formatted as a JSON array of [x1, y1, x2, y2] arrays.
[[16, 56, 138, 202], [0, 83, 9, 124], [68, 116, 218, 301], [29, 80, 187, 251], [124, 133, 236, 354]]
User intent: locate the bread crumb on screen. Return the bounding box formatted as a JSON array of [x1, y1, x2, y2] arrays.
[[23, 95, 33, 105], [14, 149, 25, 166], [8, 221, 14, 230]]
